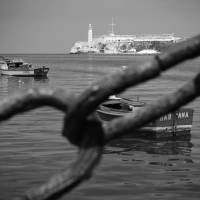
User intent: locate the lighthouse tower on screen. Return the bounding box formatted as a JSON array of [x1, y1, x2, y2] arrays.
[[88, 24, 93, 47]]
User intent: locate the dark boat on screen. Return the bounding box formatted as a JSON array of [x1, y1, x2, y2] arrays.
[[0, 57, 49, 77], [96, 96, 194, 139]]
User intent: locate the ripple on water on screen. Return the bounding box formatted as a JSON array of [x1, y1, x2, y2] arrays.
[[1, 54, 200, 199]]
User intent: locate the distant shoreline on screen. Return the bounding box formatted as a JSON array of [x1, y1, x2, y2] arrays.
[[0, 53, 157, 57], [68, 52, 159, 56]]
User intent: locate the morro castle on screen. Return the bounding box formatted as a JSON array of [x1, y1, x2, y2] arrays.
[[70, 20, 182, 54]]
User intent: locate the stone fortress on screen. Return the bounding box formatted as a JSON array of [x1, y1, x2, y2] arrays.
[[70, 19, 182, 54]]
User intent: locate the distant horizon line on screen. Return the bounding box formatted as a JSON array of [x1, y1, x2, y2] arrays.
[[0, 53, 69, 55]]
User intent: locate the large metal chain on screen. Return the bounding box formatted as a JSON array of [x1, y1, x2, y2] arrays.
[[1, 35, 200, 200]]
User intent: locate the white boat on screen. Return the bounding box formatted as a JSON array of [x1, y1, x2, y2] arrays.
[[0, 57, 49, 77]]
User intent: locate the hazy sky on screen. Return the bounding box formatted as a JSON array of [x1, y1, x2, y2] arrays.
[[0, 0, 200, 53]]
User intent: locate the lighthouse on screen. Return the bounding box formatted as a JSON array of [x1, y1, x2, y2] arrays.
[[88, 24, 93, 47]]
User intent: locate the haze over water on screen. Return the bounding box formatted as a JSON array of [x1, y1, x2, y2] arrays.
[[0, 54, 200, 199]]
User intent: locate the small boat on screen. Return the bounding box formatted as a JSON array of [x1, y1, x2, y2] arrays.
[[0, 57, 49, 77], [96, 96, 194, 138]]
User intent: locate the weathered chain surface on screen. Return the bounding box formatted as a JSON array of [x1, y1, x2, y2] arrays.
[[1, 35, 200, 200]]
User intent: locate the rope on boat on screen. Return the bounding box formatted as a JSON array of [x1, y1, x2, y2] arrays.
[[1, 34, 200, 200]]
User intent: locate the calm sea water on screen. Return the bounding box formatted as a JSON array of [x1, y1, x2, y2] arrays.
[[0, 54, 200, 200]]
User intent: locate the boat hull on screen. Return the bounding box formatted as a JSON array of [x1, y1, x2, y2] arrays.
[[96, 108, 193, 138], [1, 67, 49, 77], [1, 69, 34, 76], [34, 67, 49, 77]]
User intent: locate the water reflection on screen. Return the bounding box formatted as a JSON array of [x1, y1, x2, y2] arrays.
[[106, 137, 193, 156], [33, 76, 49, 83], [0, 76, 49, 94], [0, 76, 32, 94]]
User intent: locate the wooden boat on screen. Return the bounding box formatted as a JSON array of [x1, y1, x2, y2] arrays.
[[96, 96, 194, 138], [0, 57, 49, 77]]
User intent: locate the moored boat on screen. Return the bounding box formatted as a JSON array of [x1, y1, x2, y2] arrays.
[[0, 57, 49, 77], [96, 96, 194, 139]]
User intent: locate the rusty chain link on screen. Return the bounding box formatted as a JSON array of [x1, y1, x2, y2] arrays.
[[1, 34, 200, 200]]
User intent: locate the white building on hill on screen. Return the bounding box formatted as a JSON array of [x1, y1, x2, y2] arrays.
[[70, 20, 182, 54]]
